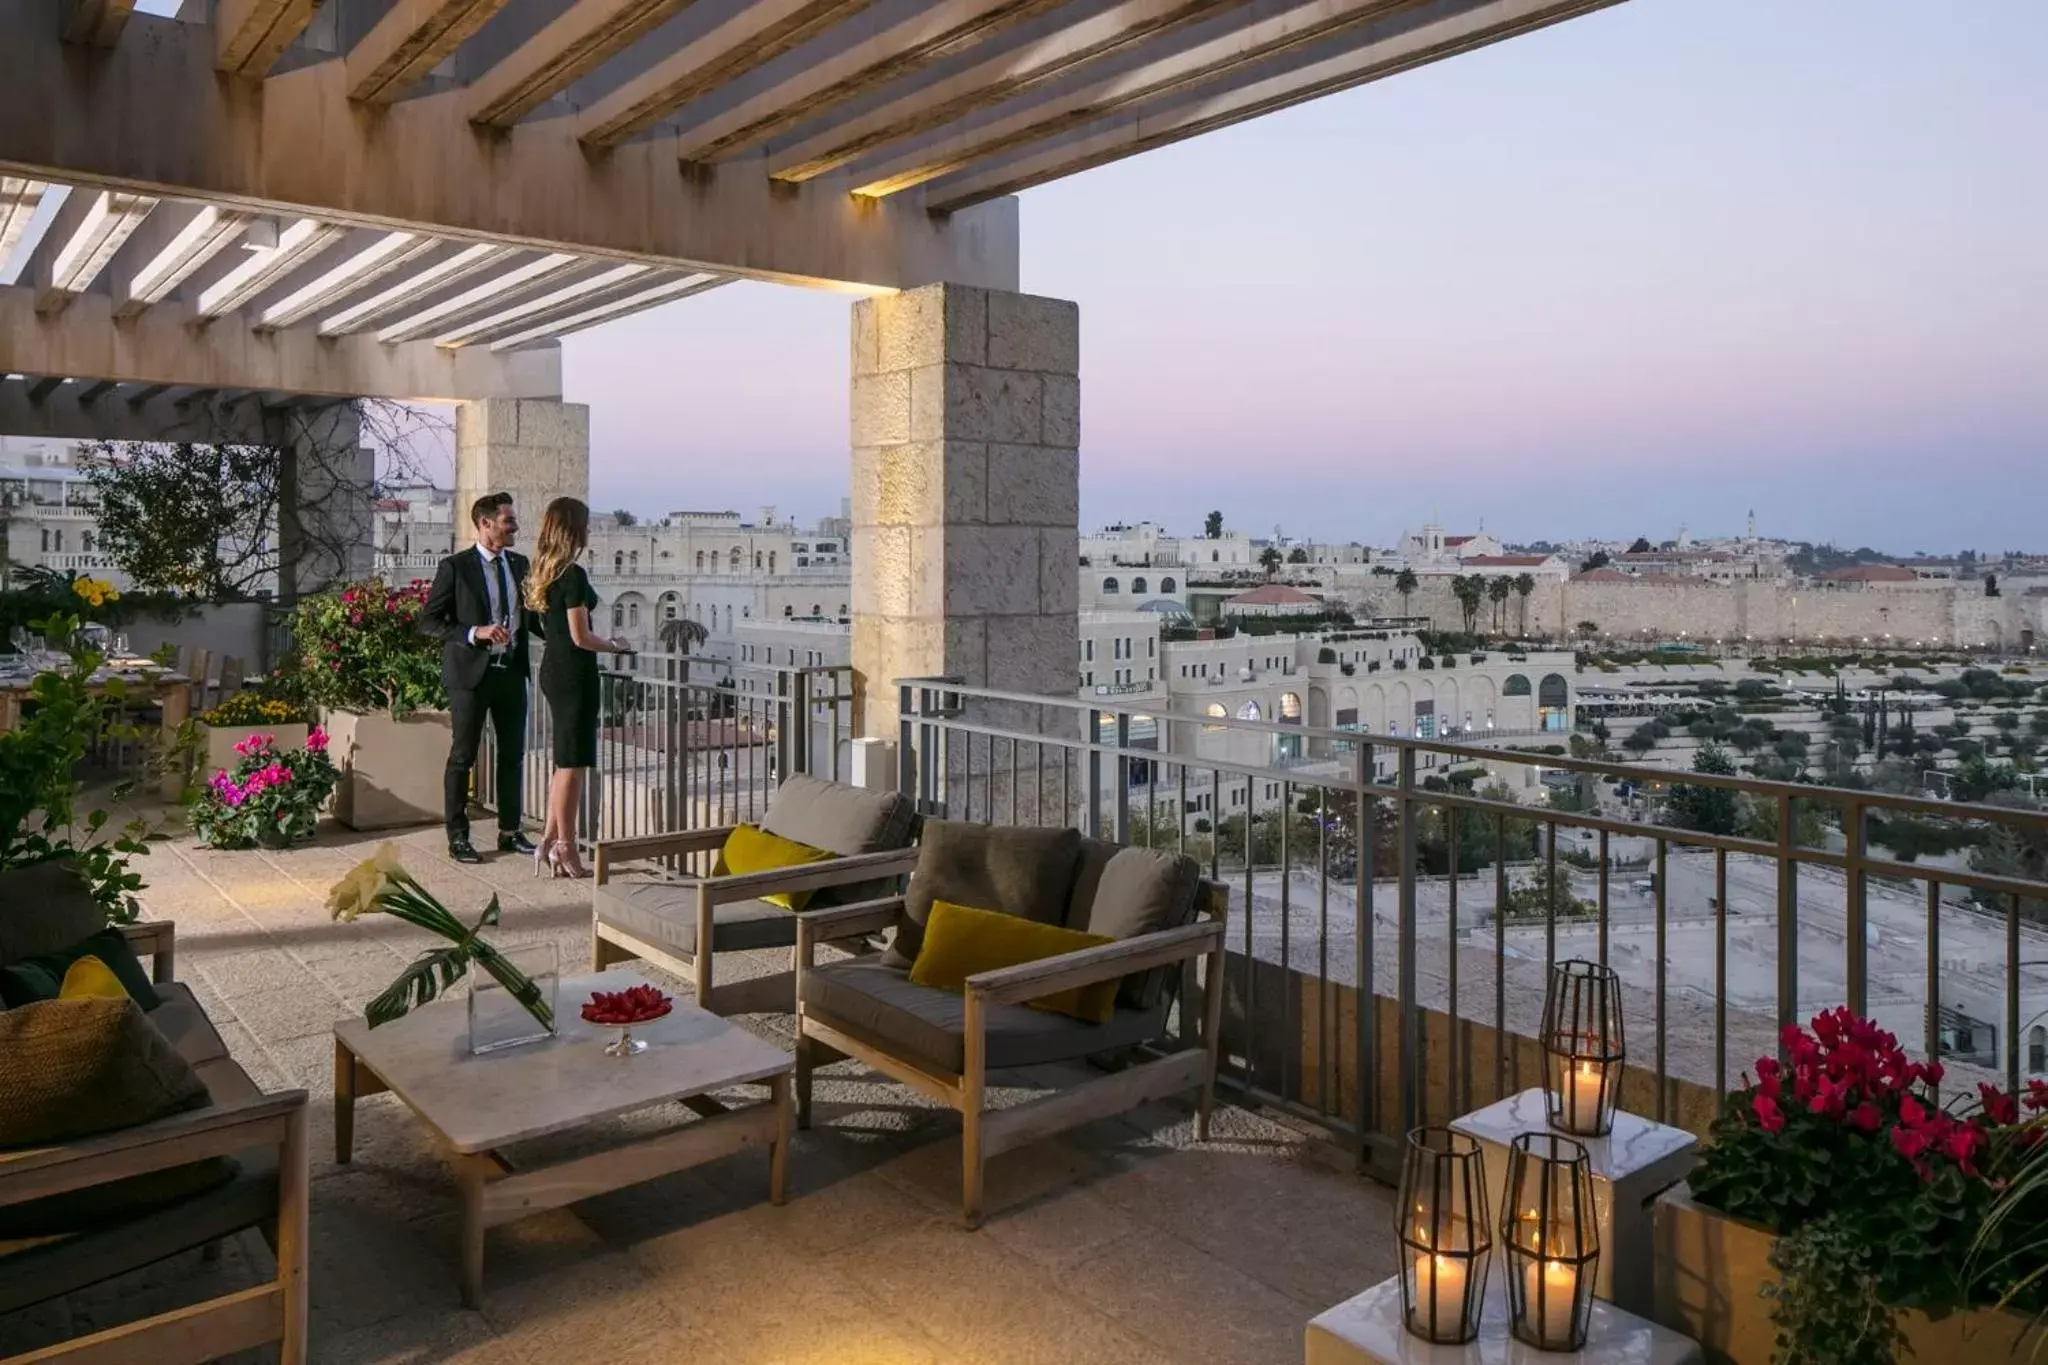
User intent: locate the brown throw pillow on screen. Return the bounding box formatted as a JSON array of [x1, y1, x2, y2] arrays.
[[1083, 847, 1204, 1010], [885, 822, 1083, 968], [0, 998, 235, 1237]]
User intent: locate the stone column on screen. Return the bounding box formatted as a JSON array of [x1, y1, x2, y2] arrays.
[[454, 398, 591, 539], [850, 284, 1079, 742]]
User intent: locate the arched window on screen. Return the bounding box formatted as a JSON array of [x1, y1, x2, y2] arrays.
[[1102, 577, 1120, 594], [665, 603, 677, 620], [695, 550, 704, 571], [784, 605, 794, 616], [810, 604, 820, 616], [80, 532, 94, 553], [729, 547, 742, 572], [1203, 702, 1228, 732], [1131, 576, 1147, 595], [769, 552, 776, 573], [613, 551, 624, 574], [1503, 674, 1532, 697], [837, 604, 847, 617], [1160, 577, 1176, 593], [1280, 692, 1302, 721], [629, 551, 639, 574], [611, 604, 624, 628], [627, 602, 639, 627], [1538, 674, 1569, 709], [1238, 700, 1263, 721], [755, 551, 763, 570]]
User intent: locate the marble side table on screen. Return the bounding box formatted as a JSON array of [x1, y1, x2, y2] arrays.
[[1306, 1274, 1702, 1365], [1449, 1088, 1698, 1317]]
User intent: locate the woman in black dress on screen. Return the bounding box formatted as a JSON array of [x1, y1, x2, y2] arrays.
[[523, 497, 631, 878]]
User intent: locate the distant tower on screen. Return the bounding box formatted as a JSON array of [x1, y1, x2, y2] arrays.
[[1747, 509, 1756, 543]]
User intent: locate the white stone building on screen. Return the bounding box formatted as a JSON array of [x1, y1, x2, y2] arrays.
[[0, 437, 121, 587]]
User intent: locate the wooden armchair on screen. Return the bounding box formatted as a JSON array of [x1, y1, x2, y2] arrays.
[[794, 864, 1227, 1228], [591, 772, 921, 1016], [0, 922, 310, 1365]]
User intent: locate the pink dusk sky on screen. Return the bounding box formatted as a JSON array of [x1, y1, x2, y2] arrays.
[[557, 0, 2046, 554]]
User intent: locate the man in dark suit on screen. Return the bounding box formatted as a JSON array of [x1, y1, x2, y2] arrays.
[[422, 492, 541, 863]]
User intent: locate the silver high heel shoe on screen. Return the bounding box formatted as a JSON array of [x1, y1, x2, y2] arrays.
[[532, 837, 553, 878]]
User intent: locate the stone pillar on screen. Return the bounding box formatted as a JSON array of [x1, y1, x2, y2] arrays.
[[850, 284, 1079, 741], [275, 402, 372, 604], [454, 398, 591, 541]]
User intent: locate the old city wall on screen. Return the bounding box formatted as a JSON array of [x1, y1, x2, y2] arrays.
[[1334, 576, 2044, 647]]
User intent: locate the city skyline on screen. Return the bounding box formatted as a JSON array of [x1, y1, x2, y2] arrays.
[[554, 0, 2043, 550]]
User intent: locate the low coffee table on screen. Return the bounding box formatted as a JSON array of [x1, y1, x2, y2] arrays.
[[333, 969, 793, 1306]]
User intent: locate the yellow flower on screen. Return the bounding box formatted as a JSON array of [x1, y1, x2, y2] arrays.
[[327, 843, 407, 922]]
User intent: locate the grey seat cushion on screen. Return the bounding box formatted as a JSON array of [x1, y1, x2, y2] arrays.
[[757, 774, 917, 908], [802, 958, 1166, 1077], [596, 881, 797, 957], [0, 861, 105, 966], [886, 821, 1083, 968], [147, 982, 229, 1068]]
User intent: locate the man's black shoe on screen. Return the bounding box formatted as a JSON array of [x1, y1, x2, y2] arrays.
[[449, 837, 484, 864], [498, 831, 537, 855]]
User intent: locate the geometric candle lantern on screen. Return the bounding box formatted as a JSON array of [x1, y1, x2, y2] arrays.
[[1394, 1127, 1492, 1344], [1501, 1132, 1599, 1352], [1541, 958, 1625, 1137]]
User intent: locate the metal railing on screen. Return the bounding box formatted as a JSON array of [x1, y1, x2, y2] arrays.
[[893, 676, 2048, 1179], [476, 650, 853, 843]]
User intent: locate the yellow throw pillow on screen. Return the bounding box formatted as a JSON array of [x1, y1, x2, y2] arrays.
[[908, 899, 1117, 1024], [58, 955, 130, 1002], [720, 823, 836, 911]]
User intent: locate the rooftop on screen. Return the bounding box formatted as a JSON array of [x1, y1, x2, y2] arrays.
[[1224, 584, 1322, 607], [1, 817, 1397, 1364]]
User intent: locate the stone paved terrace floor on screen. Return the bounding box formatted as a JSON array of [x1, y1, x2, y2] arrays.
[[3, 813, 1401, 1365]]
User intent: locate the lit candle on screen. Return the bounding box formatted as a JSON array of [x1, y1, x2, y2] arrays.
[[1559, 1058, 1607, 1132], [1520, 1258, 1579, 1345], [1409, 1252, 1469, 1339]]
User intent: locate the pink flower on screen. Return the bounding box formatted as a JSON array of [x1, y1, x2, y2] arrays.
[[1980, 1083, 2020, 1127], [306, 727, 328, 752], [1848, 1101, 1882, 1134], [2024, 1080, 2048, 1113], [1753, 1092, 1785, 1133]]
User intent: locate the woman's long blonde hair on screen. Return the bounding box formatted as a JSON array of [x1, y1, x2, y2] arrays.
[[524, 497, 590, 614]]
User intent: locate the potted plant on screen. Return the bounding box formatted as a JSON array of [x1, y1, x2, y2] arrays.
[[291, 578, 448, 830], [187, 728, 341, 850], [1656, 1006, 2048, 1364], [195, 686, 315, 775]]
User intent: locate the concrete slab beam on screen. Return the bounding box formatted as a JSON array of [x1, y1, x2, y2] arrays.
[[59, 0, 134, 45], [0, 283, 563, 401], [347, 0, 513, 104], [462, 0, 702, 129], [0, 375, 282, 441], [217, 0, 325, 77], [0, 0, 1018, 293]]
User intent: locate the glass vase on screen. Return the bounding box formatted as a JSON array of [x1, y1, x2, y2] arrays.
[[467, 942, 558, 1055]]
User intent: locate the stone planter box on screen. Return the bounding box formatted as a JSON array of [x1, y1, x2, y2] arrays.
[[198, 722, 311, 778], [1654, 1182, 2042, 1364], [323, 709, 449, 831]]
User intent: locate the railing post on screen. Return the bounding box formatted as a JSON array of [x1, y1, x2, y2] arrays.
[[1396, 745, 1420, 1135], [1354, 740, 1376, 1171], [773, 671, 794, 788], [1776, 790, 1799, 1048], [1113, 711, 1131, 843], [1842, 795, 1867, 1017], [1085, 708, 1105, 839], [897, 682, 917, 805]]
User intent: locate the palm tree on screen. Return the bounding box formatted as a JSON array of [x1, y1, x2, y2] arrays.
[[656, 615, 710, 694], [1451, 575, 1485, 634], [1486, 576, 1511, 631], [1513, 572, 1536, 635], [1258, 546, 1283, 578], [1395, 567, 1419, 617]]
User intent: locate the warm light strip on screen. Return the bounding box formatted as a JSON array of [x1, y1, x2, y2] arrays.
[[432, 262, 649, 347], [257, 231, 425, 329], [124, 205, 250, 309], [197, 218, 341, 316], [374, 252, 578, 343], [485, 274, 728, 351], [49, 191, 156, 294], [319, 242, 504, 335]]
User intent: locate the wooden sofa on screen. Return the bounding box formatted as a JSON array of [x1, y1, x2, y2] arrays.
[[0, 921, 310, 1365], [592, 773, 922, 1015], [793, 821, 1227, 1227]]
